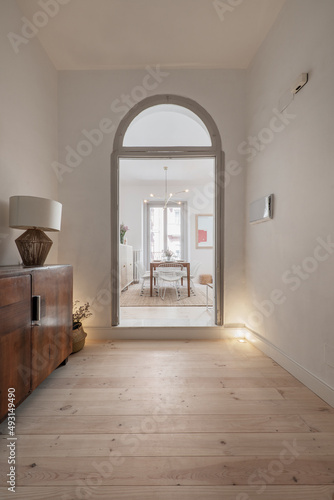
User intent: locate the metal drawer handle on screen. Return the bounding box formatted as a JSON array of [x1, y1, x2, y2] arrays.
[[32, 295, 41, 323]]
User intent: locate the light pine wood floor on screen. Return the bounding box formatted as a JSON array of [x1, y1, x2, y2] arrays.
[[1, 339, 334, 499]]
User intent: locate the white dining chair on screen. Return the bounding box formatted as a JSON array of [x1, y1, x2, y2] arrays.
[[181, 260, 201, 295], [136, 261, 160, 295], [156, 263, 184, 301], [135, 261, 151, 295]]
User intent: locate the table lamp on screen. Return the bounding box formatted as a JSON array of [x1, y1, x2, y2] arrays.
[[9, 196, 62, 267]]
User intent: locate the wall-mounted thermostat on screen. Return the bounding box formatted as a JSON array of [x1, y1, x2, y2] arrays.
[[249, 194, 273, 224], [291, 73, 308, 94]]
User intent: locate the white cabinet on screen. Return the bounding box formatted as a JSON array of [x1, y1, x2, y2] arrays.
[[120, 244, 133, 291]]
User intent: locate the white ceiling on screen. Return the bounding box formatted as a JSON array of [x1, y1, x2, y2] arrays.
[[120, 158, 214, 186], [16, 0, 286, 70]]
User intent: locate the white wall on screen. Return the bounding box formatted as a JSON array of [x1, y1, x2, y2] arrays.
[[0, 0, 59, 265], [57, 68, 246, 327], [244, 0, 334, 391], [120, 180, 215, 280]]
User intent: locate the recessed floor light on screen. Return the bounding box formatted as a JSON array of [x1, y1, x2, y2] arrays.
[[238, 339, 246, 343]]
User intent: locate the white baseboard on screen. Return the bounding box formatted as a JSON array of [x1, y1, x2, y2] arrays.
[[245, 326, 334, 408], [85, 325, 245, 341]]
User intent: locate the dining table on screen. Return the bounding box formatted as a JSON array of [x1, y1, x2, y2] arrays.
[[150, 261, 191, 297]]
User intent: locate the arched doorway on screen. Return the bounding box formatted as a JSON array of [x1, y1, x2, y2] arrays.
[[111, 94, 224, 326]]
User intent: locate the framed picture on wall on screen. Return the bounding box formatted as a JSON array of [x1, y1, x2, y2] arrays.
[[195, 214, 213, 248]]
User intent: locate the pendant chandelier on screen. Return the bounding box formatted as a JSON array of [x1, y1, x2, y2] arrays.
[[146, 166, 189, 209]]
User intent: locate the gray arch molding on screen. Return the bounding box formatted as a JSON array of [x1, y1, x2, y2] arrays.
[[113, 94, 222, 152], [111, 94, 224, 326]]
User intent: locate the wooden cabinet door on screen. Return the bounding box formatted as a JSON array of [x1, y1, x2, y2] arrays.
[[31, 266, 72, 390], [0, 275, 31, 421]]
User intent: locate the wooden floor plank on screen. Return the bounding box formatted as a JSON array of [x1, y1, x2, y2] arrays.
[[1, 414, 312, 434], [30, 386, 285, 401], [47, 365, 290, 378], [277, 387, 326, 401], [301, 413, 334, 432], [68, 355, 278, 368], [84, 339, 260, 351], [5, 432, 333, 457], [15, 397, 332, 416], [36, 374, 304, 389], [1, 485, 334, 500], [1, 456, 334, 486]]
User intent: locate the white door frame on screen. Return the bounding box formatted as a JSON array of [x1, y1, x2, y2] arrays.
[[111, 94, 224, 326]]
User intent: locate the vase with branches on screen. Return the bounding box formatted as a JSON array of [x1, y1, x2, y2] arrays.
[[72, 301, 92, 353], [73, 300, 92, 329]]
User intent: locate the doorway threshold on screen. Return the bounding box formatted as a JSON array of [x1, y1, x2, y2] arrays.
[[85, 326, 246, 341], [120, 306, 215, 327]]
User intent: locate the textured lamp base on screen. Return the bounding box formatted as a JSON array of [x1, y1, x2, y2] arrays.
[[15, 228, 53, 267]]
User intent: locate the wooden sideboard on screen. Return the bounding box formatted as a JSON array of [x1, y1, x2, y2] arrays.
[[120, 244, 133, 291], [0, 265, 73, 422]]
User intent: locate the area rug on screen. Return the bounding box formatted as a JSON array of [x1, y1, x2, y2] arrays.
[[120, 283, 211, 307]]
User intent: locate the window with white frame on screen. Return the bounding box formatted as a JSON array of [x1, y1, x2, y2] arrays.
[[144, 201, 187, 265]]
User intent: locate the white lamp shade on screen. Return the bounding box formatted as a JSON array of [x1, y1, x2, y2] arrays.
[[9, 196, 62, 232]]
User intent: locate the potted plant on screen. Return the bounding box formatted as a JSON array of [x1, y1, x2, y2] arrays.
[[72, 300, 92, 353]]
